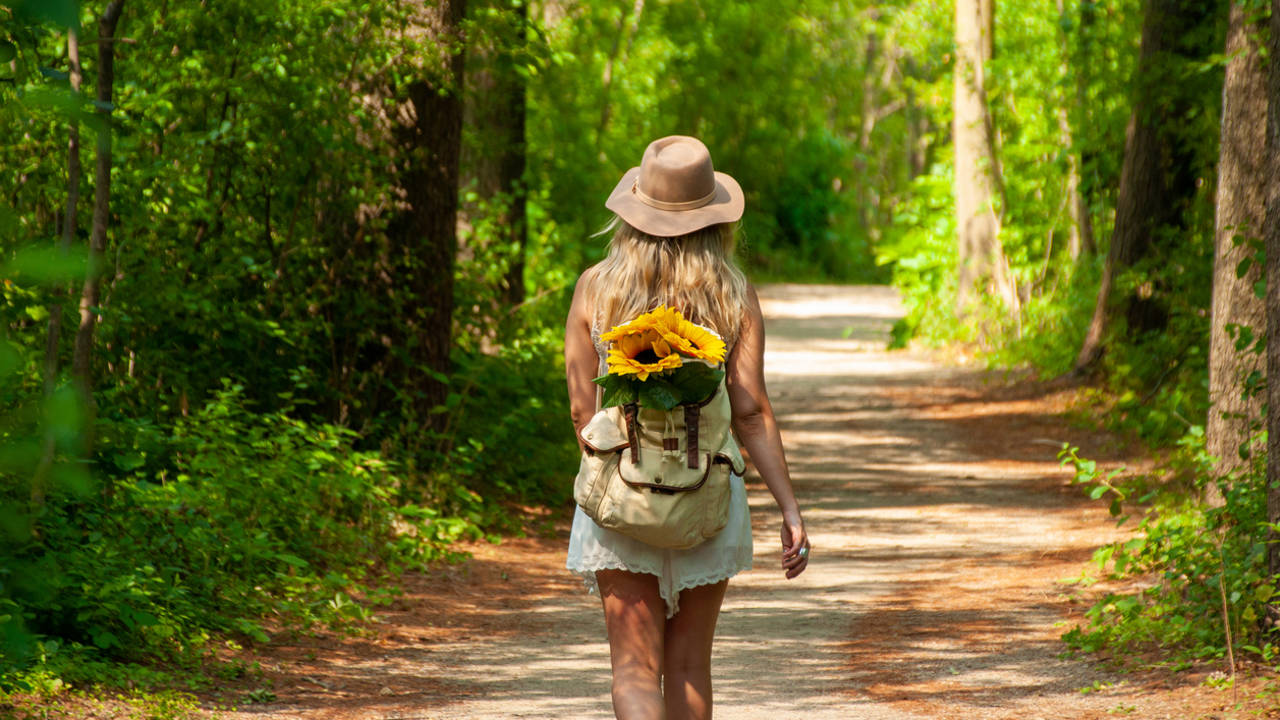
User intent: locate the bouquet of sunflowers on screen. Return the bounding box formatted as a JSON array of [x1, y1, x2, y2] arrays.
[[594, 305, 727, 410]]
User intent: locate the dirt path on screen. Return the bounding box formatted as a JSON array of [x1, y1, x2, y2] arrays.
[[208, 284, 1260, 719]]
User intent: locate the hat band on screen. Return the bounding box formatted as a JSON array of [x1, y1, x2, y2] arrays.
[[632, 180, 717, 212]]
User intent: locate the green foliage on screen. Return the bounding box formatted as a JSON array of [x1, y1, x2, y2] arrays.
[[421, 329, 579, 520], [878, 0, 1221, 455], [0, 382, 467, 689], [1058, 434, 1277, 664], [594, 362, 724, 411], [879, 0, 1145, 360], [528, 0, 898, 282], [0, 0, 563, 691], [0, 0, 1254, 698], [877, 166, 957, 349]]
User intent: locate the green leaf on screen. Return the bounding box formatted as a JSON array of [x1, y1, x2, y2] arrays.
[[1235, 255, 1253, 279], [594, 374, 638, 408], [665, 362, 724, 405], [638, 379, 680, 410], [91, 630, 119, 650]]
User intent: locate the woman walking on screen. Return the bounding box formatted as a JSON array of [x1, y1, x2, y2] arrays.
[[564, 135, 810, 720]]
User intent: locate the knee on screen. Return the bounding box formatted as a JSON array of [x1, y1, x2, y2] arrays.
[[612, 655, 662, 698]]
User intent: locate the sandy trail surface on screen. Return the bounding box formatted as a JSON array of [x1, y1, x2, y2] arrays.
[[213, 284, 1255, 720]]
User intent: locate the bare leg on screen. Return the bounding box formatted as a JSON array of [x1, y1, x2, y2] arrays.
[[662, 580, 728, 720], [598, 569, 666, 720]]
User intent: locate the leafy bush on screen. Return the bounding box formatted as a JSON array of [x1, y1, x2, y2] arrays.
[[0, 382, 471, 689], [1059, 434, 1277, 664]]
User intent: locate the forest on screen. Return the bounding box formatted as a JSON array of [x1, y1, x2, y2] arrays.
[[3, 0, 1280, 711]]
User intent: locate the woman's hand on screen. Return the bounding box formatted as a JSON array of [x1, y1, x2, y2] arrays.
[[780, 513, 810, 579]]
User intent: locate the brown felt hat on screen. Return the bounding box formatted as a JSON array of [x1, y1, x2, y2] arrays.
[[605, 136, 744, 237]]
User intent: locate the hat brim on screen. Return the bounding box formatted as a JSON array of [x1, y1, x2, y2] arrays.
[[604, 167, 744, 238]]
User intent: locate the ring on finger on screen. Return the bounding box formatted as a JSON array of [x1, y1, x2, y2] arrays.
[[798, 546, 810, 559]]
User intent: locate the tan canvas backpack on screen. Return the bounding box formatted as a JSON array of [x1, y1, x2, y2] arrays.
[[573, 379, 745, 550]]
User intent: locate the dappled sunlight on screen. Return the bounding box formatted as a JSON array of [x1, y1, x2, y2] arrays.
[[238, 284, 1151, 720]]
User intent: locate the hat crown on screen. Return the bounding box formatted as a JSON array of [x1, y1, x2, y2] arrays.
[[637, 136, 717, 205]]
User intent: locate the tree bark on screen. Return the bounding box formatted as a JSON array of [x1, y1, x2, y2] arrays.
[[385, 0, 467, 425], [1207, 1, 1267, 476], [1263, 0, 1280, 620], [71, 1, 124, 451], [1074, 0, 1217, 372], [46, 29, 82, 395], [953, 0, 1018, 314]]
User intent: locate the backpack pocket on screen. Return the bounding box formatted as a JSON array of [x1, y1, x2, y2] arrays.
[[581, 452, 732, 550]]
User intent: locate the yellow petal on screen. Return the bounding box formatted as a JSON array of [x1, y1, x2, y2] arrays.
[[652, 335, 673, 357]]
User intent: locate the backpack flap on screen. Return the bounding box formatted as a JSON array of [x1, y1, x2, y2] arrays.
[[579, 407, 629, 454], [617, 446, 715, 492]]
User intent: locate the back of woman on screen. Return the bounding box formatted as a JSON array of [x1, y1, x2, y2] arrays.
[[564, 136, 809, 720]]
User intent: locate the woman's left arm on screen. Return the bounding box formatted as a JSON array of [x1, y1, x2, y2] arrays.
[[565, 270, 600, 451]]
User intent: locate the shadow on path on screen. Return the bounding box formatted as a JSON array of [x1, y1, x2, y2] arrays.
[[222, 283, 1195, 720]]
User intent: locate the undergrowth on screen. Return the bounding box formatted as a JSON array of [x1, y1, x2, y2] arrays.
[[1057, 432, 1280, 669]]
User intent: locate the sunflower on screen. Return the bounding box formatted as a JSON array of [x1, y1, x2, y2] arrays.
[[600, 314, 659, 343], [647, 305, 727, 363], [606, 328, 683, 381]]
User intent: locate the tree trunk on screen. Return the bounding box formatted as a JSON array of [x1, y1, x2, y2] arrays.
[[1056, 0, 1095, 262], [1074, 0, 1217, 372], [71, 1, 124, 453], [1263, 0, 1280, 622], [904, 56, 930, 179], [1206, 1, 1267, 476], [46, 28, 82, 394], [34, 28, 84, 506], [385, 0, 467, 425], [953, 0, 1018, 314]]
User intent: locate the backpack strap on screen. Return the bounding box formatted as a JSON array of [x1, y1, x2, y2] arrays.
[[684, 404, 700, 469], [623, 403, 640, 464]]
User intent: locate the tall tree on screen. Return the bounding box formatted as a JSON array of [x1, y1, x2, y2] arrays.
[[953, 0, 1018, 314], [1055, 0, 1096, 261], [382, 0, 467, 426], [1264, 0, 1280, 619], [1074, 0, 1220, 372], [71, 0, 124, 452], [44, 28, 82, 395], [1206, 1, 1267, 474]]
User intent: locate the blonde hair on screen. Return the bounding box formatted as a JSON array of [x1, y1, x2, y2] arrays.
[[587, 217, 749, 345]]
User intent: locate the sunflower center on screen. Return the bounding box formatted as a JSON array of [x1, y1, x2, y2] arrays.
[[634, 348, 662, 364]]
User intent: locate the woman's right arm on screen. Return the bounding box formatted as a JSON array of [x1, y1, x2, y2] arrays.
[[565, 269, 600, 452], [725, 284, 810, 578]]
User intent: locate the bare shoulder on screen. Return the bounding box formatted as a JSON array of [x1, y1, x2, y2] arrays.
[[567, 264, 601, 326]]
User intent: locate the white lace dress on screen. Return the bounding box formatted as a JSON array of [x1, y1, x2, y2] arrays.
[[565, 326, 754, 618]]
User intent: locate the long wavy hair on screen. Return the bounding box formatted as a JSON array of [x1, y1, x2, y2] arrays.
[[587, 217, 749, 346]]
